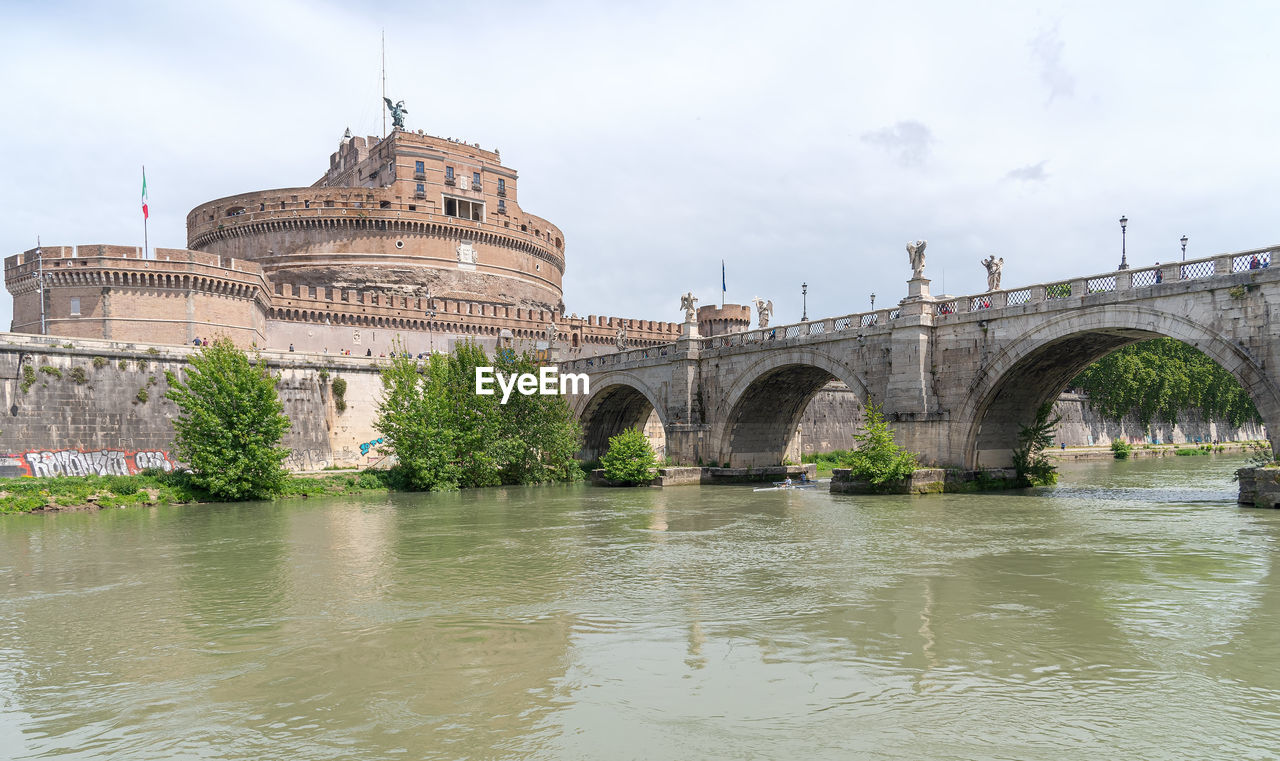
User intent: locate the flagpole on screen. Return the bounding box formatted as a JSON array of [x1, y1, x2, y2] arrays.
[[142, 165, 149, 260], [381, 31, 387, 138]]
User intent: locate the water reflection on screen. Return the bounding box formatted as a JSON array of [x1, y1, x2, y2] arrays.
[[2, 455, 1280, 759]]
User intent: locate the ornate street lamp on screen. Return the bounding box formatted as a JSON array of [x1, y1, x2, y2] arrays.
[[870, 293, 876, 310], [1181, 235, 1188, 261], [1118, 216, 1129, 270], [801, 282, 808, 322]]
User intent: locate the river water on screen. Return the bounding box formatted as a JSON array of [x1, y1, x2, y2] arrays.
[[2, 455, 1278, 760]]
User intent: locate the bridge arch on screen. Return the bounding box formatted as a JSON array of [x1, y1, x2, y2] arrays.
[[575, 372, 669, 462], [956, 304, 1280, 468], [711, 347, 869, 468]]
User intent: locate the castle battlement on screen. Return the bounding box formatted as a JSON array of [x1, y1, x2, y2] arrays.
[[6, 126, 673, 358]]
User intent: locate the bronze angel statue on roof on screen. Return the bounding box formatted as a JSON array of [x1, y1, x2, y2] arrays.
[[384, 98, 408, 129]]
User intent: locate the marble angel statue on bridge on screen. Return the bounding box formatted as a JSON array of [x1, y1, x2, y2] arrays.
[[753, 297, 774, 328], [907, 240, 927, 279], [982, 255, 1004, 291], [680, 292, 698, 323]]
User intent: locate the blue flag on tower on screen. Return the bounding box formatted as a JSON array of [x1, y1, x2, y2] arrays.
[[721, 260, 726, 301]]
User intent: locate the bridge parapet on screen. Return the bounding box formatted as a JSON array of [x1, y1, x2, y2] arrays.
[[932, 246, 1275, 322]]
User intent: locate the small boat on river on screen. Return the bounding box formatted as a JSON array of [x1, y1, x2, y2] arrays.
[[753, 480, 823, 492]]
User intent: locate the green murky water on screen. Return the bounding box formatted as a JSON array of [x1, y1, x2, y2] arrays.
[[2, 455, 1278, 759]]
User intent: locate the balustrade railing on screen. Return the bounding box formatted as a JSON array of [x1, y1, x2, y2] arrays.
[[1086, 275, 1116, 293]]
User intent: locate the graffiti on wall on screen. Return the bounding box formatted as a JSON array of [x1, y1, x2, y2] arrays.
[[359, 438, 386, 456], [0, 449, 177, 478], [285, 448, 330, 472]]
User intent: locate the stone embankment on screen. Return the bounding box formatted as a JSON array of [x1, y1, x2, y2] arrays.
[[1237, 467, 1280, 508], [590, 464, 816, 487], [798, 384, 1267, 455], [0, 333, 384, 476], [829, 467, 1019, 495]]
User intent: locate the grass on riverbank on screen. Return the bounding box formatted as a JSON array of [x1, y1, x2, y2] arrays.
[[0, 470, 404, 514], [801, 450, 856, 479]]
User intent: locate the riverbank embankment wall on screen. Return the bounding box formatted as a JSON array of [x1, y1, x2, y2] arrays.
[[0, 333, 383, 477]]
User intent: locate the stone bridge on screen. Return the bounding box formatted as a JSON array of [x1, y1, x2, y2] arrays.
[[562, 246, 1280, 469]]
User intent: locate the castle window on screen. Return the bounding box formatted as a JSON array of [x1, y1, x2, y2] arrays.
[[497, 178, 505, 195], [443, 195, 484, 222], [521, 224, 527, 232], [69, 297, 80, 316], [445, 166, 455, 180], [380, 200, 391, 208], [304, 200, 311, 208], [472, 171, 481, 185], [415, 160, 425, 173], [498, 200, 506, 214], [323, 200, 334, 208]]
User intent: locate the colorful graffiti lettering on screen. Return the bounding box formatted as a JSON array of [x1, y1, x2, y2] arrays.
[[1, 449, 176, 478], [359, 438, 386, 456]]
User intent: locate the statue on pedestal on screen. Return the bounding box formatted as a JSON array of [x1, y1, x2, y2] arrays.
[[982, 255, 1004, 291], [383, 97, 408, 129], [753, 297, 774, 328], [680, 292, 698, 323], [907, 240, 927, 279], [546, 321, 558, 346], [615, 325, 628, 350]]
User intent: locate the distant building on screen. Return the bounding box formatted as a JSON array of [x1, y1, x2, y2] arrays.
[[5, 128, 678, 355]]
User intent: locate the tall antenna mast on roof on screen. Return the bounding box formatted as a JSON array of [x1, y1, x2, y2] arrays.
[[381, 31, 386, 138]]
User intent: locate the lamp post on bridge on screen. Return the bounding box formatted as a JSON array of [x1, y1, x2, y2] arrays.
[[1181, 235, 1188, 261], [870, 293, 875, 311], [1118, 216, 1129, 270], [801, 282, 808, 322]]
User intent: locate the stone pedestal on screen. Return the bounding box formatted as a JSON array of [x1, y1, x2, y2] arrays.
[[906, 277, 932, 300], [681, 320, 700, 339]]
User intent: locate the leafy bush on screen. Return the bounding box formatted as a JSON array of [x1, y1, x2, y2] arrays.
[[846, 405, 918, 487], [20, 364, 36, 393], [374, 341, 583, 491], [1012, 401, 1061, 486], [164, 338, 291, 500], [375, 350, 459, 490], [601, 427, 657, 485], [1111, 439, 1131, 459], [331, 376, 347, 413], [39, 365, 62, 379], [93, 356, 107, 369]]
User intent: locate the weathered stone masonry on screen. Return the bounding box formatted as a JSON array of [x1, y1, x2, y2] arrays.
[[0, 334, 385, 475]]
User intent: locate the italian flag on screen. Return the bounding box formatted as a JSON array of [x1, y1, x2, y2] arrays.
[[141, 167, 149, 220]]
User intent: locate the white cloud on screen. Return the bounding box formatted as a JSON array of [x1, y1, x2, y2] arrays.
[[1030, 23, 1076, 103], [1006, 161, 1049, 182], [2, 1, 1279, 330]]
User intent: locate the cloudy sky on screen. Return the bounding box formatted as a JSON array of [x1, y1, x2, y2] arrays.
[[2, 0, 1277, 331]]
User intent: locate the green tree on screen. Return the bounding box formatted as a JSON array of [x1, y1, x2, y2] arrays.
[[1012, 401, 1061, 486], [164, 337, 291, 500], [1110, 439, 1131, 460], [375, 350, 459, 490], [492, 350, 583, 484], [1073, 338, 1260, 427], [846, 405, 918, 486], [601, 427, 657, 485], [448, 341, 503, 487]]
